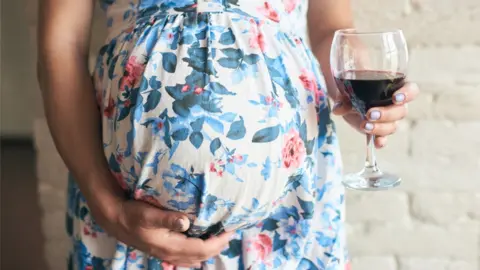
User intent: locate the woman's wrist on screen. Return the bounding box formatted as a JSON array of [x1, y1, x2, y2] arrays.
[[76, 168, 127, 227]]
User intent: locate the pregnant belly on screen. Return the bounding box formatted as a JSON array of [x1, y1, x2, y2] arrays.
[[95, 12, 325, 237], [105, 86, 319, 237]]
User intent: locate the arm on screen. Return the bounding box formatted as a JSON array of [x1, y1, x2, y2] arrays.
[[37, 1, 233, 266], [307, 0, 354, 100], [37, 0, 123, 225]]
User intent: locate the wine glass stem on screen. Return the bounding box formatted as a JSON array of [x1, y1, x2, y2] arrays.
[[364, 134, 380, 173]]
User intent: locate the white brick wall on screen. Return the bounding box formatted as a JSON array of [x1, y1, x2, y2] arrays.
[[31, 0, 480, 269]]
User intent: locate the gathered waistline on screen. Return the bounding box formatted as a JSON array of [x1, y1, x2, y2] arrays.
[[133, 0, 288, 25], [103, 1, 304, 43]]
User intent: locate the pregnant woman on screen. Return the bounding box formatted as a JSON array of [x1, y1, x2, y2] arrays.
[[38, 0, 418, 269]]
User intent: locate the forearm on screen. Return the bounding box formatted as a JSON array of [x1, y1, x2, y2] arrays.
[[37, 48, 125, 221], [309, 32, 339, 100], [307, 0, 354, 101]]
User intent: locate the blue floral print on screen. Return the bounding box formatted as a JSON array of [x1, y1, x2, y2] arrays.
[[67, 0, 349, 269]]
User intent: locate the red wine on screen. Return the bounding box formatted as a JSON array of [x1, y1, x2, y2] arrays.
[[334, 70, 406, 115]]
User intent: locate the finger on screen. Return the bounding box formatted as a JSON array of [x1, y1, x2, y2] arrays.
[[374, 136, 387, 149], [174, 231, 234, 260], [343, 113, 364, 133], [331, 96, 353, 116], [129, 201, 190, 232], [363, 121, 398, 137], [366, 104, 408, 123], [392, 82, 420, 105]]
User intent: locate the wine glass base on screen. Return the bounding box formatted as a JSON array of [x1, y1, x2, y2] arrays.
[[342, 171, 401, 191]]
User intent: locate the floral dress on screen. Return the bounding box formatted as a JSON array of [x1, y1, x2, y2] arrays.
[[66, 0, 348, 269]]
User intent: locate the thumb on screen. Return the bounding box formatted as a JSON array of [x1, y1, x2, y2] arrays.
[[331, 95, 352, 116], [129, 200, 191, 232]]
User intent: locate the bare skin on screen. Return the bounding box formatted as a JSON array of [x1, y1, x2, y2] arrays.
[[307, 0, 419, 148], [37, 0, 417, 267], [37, 0, 232, 267]]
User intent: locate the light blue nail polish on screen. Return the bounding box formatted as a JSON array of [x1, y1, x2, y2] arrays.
[[364, 122, 374, 131], [394, 93, 406, 103], [370, 110, 381, 120]]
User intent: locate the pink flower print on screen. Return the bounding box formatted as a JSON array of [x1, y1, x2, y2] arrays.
[[299, 69, 324, 105], [194, 87, 204, 95], [299, 69, 318, 92], [265, 96, 273, 104], [345, 262, 352, 270], [258, 2, 280, 22], [122, 56, 145, 89], [181, 84, 190, 92], [249, 31, 266, 52], [210, 162, 217, 172], [210, 161, 225, 176], [284, 0, 299, 13], [252, 234, 273, 262], [282, 129, 306, 169]]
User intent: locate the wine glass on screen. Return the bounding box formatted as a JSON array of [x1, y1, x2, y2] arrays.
[[330, 29, 409, 191]]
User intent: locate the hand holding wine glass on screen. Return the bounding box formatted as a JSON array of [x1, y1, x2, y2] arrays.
[[330, 29, 420, 191]]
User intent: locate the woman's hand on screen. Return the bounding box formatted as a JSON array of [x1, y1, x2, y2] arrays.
[[332, 82, 420, 148], [92, 181, 234, 268]]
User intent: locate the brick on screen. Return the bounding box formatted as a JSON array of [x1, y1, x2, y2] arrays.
[[398, 159, 480, 192], [36, 152, 69, 190], [41, 210, 67, 241], [34, 118, 69, 189], [410, 192, 478, 225], [408, 48, 480, 85], [406, 92, 434, 120], [352, 0, 410, 20], [351, 256, 397, 270], [398, 257, 477, 270], [39, 183, 67, 212], [45, 240, 70, 270], [433, 85, 480, 121], [408, 84, 480, 121], [398, 121, 480, 191], [353, 0, 480, 46], [410, 121, 480, 168], [346, 191, 411, 224], [347, 223, 478, 260]]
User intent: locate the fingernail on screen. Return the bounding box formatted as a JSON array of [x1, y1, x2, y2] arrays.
[[364, 122, 374, 131], [175, 218, 188, 231], [394, 93, 406, 103], [369, 110, 381, 121], [333, 101, 343, 110]]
